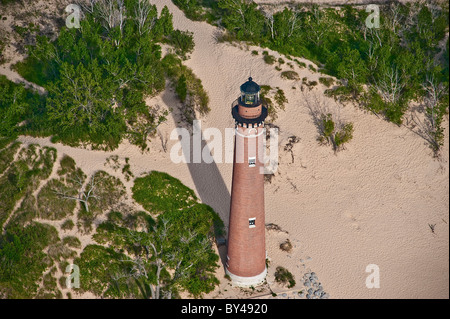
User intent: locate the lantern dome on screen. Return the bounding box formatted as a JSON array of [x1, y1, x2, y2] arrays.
[[240, 77, 260, 106]]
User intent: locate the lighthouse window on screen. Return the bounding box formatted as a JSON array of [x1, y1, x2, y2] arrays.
[[249, 218, 256, 228], [248, 157, 256, 167], [245, 94, 255, 104]]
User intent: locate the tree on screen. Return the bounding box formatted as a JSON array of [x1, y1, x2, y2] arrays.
[[303, 91, 353, 152], [415, 72, 449, 156], [0, 76, 29, 136], [304, 5, 330, 47], [133, 0, 158, 37], [107, 207, 220, 298], [336, 47, 367, 95], [46, 60, 125, 144], [95, 0, 126, 46], [271, 8, 301, 46], [218, 0, 263, 40]]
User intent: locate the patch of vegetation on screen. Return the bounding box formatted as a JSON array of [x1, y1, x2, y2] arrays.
[[132, 171, 198, 214], [62, 236, 81, 249], [76, 170, 225, 299], [0, 144, 56, 228], [280, 71, 300, 80], [0, 222, 59, 298], [263, 54, 276, 65], [319, 77, 334, 88], [122, 158, 134, 182], [173, 0, 449, 155], [37, 155, 83, 220], [0, 140, 21, 175], [165, 29, 195, 60], [279, 239, 293, 252], [2, 2, 200, 151], [0, 75, 43, 139], [260, 86, 287, 122], [318, 114, 354, 152], [308, 64, 317, 72], [162, 53, 210, 122], [61, 219, 75, 231], [73, 244, 135, 298], [274, 266, 296, 288]]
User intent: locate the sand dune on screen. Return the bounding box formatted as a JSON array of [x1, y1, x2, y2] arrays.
[[5, 0, 449, 299]]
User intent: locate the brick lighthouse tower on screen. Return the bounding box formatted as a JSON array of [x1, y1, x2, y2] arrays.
[[226, 77, 268, 287]]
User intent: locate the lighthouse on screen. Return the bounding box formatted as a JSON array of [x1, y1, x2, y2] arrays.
[[226, 77, 268, 287]]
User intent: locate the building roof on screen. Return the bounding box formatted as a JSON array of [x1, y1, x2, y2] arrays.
[[240, 77, 260, 94]]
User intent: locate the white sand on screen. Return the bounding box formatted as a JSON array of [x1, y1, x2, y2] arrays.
[[1, 0, 448, 299]]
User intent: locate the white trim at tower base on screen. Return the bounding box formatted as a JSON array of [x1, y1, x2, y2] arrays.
[[225, 267, 267, 287]]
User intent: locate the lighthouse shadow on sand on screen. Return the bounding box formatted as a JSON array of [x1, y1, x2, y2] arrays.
[[162, 89, 231, 269]]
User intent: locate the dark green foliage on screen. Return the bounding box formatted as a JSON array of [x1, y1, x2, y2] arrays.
[[166, 30, 195, 60], [263, 54, 276, 65], [0, 75, 42, 138], [8, 3, 183, 150], [280, 70, 299, 80], [0, 144, 56, 228], [319, 77, 334, 88], [132, 171, 198, 213], [84, 171, 224, 298], [162, 54, 210, 120], [73, 244, 134, 298], [176, 74, 188, 102], [318, 114, 354, 152], [0, 222, 59, 298], [274, 266, 296, 288]]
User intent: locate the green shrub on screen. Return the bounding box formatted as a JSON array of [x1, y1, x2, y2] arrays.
[[162, 54, 210, 119], [274, 89, 288, 109], [281, 71, 300, 80], [274, 266, 296, 288], [0, 222, 59, 298], [175, 74, 188, 102], [166, 29, 195, 60], [295, 60, 306, 68], [263, 54, 276, 65], [132, 171, 197, 214], [318, 114, 354, 152], [61, 219, 75, 231], [319, 77, 334, 88], [62, 236, 81, 249]]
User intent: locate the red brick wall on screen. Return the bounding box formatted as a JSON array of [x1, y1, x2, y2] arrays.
[[227, 125, 266, 277], [238, 104, 262, 119]]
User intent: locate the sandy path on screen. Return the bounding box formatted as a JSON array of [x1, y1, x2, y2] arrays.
[[8, 0, 449, 299]]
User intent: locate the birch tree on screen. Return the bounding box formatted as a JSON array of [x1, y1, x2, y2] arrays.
[[417, 73, 449, 155], [113, 217, 215, 299], [95, 0, 126, 46], [133, 0, 157, 37], [373, 65, 405, 105]]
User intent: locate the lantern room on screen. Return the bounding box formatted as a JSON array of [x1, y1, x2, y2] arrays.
[[240, 77, 261, 106]]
